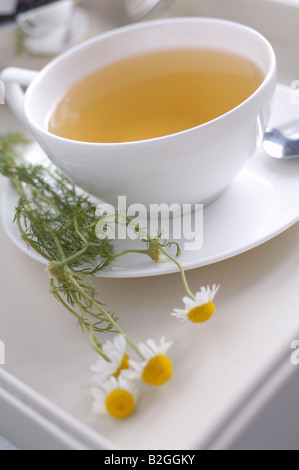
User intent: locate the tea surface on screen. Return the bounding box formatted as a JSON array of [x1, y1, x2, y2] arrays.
[[47, 49, 264, 143]]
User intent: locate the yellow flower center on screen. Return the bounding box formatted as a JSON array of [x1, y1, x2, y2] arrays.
[[187, 302, 216, 323], [113, 353, 130, 378], [105, 389, 134, 419], [142, 354, 173, 386]]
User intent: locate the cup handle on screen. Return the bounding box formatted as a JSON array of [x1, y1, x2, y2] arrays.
[[0, 67, 39, 128]]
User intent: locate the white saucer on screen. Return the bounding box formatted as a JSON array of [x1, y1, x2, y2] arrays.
[[2, 84, 299, 278]]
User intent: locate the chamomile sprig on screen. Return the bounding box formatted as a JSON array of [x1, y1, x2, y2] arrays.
[[0, 133, 220, 419]]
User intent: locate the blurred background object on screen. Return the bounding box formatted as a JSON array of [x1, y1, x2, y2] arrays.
[[0, 0, 18, 16], [124, 0, 170, 21], [0, 0, 174, 24], [1, 0, 175, 56], [15, 0, 85, 55], [17, 0, 75, 38], [0, 0, 59, 23]]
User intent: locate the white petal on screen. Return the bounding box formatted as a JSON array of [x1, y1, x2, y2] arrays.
[[120, 368, 141, 381], [118, 375, 134, 394], [102, 339, 115, 357], [91, 387, 103, 400], [91, 366, 118, 385], [91, 387, 107, 415], [212, 284, 220, 298], [146, 339, 159, 354], [159, 337, 173, 353], [92, 401, 107, 415], [171, 311, 187, 319], [114, 335, 126, 353], [104, 375, 139, 401], [128, 359, 145, 376], [182, 296, 196, 308], [102, 335, 126, 365], [90, 350, 121, 384], [101, 376, 118, 394], [90, 357, 114, 373], [195, 291, 207, 305], [172, 307, 187, 314], [138, 342, 154, 360], [175, 317, 188, 323], [121, 377, 139, 401], [192, 285, 220, 306]]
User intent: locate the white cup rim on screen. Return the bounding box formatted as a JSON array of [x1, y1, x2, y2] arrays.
[[24, 16, 277, 148]]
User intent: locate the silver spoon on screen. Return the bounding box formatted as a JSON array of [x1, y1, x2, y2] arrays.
[[125, 0, 171, 22], [263, 121, 299, 159]]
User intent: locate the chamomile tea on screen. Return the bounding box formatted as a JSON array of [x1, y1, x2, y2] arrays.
[[47, 48, 264, 143]]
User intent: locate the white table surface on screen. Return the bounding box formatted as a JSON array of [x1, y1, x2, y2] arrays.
[[1, 0, 299, 451]]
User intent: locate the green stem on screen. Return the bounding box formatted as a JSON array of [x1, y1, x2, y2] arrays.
[[13, 177, 67, 263], [159, 246, 196, 301], [8, 155, 146, 362], [50, 278, 87, 329], [67, 271, 145, 360], [71, 291, 112, 360], [43, 167, 73, 193], [53, 217, 90, 269], [31, 189, 60, 214], [112, 249, 150, 259], [52, 232, 66, 261], [12, 174, 110, 360], [16, 210, 52, 261], [59, 277, 110, 361], [80, 218, 101, 231], [76, 299, 109, 359]]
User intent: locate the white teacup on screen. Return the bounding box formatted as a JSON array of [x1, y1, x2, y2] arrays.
[[1, 18, 277, 208]]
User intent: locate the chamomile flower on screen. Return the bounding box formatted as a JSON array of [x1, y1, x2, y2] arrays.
[[129, 337, 173, 387], [91, 335, 130, 384], [91, 376, 138, 419], [172, 285, 220, 323]]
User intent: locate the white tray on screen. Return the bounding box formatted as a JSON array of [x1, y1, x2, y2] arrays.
[[1, 0, 299, 451]]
